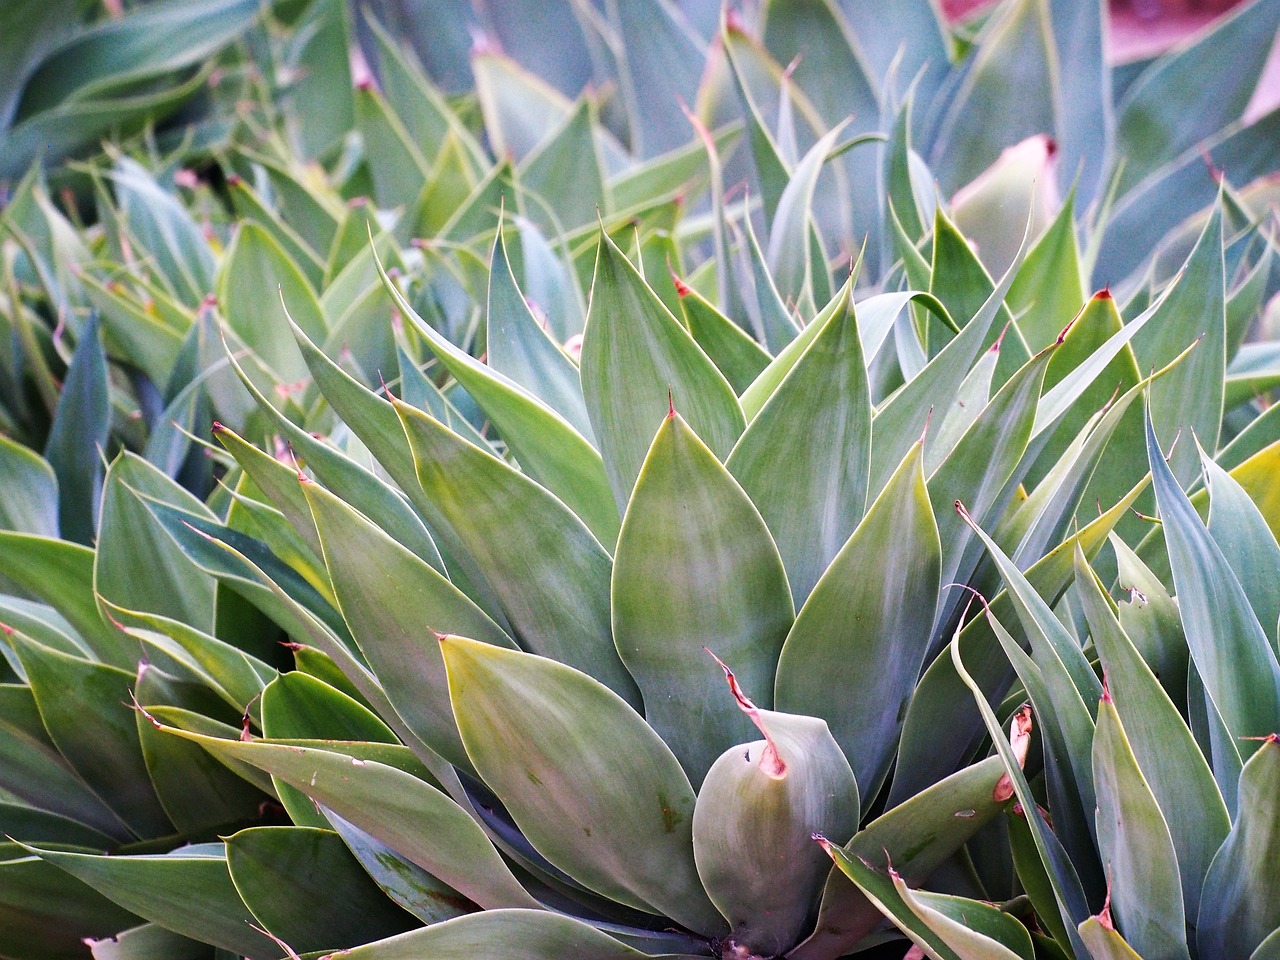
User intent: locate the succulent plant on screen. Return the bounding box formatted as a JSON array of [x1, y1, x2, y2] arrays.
[[3, 0, 1280, 958]]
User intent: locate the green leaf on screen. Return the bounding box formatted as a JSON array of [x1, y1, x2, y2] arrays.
[[133, 662, 264, 836], [792, 756, 1013, 960], [1197, 736, 1280, 958], [302, 476, 514, 770], [736, 210, 802, 354], [10, 633, 171, 839], [1204, 451, 1280, 652], [693, 680, 857, 957], [726, 282, 870, 605], [0, 435, 58, 537], [0, 855, 140, 960], [486, 226, 592, 440], [16, 0, 258, 114], [217, 351, 445, 574], [1110, 534, 1188, 703], [775, 439, 939, 804], [520, 97, 608, 231], [1092, 695, 1190, 960], [764, 124, 847, 308], [307, 909, 676, 960], [903, 885, 1035, 959], [1076, 548, 1228, 920], [1147, 413, 1280, 754], [105, 605, 273, 715], [393, 399, 638, 705], [261, 671, 398, 830], [354, 85, 433, 211], [85, 922, 209, 960], [737, 278, 852, 421], [32, 844, 270, 959], [1251, 928, 1280, 960], [161, 723, 539, 912], [610, 0, 706, 158], [440, 636, 726, 936], [1134, 201, 1226, 486], [377, 250, 618, 547], [906, 498, 1150, 811], [870, 220, 1029, 494], [1006, 195, 1087, 353], [1113, 0, 1280, 192], [950, 639, 1092, 956], [104, 160, 215, 307], [1098, 108, 1280, 284], [0, 684, 128, 841], [218, 221, 326, 386], [43, 312, 108, 546], [928, 205, 1016, 357], [225, 177, 325, 291], [225, 826, 417, 952], [613, 412, 793, 786], [823, 844, 1036, 959], [580, 231, 744, 513], [94, 453, 216, 632], [324, 812, 475, 926], [677, 281, 771, 394], [927, 343, 1054, 643]]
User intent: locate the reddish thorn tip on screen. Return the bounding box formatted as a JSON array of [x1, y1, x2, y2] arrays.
[[671, 273, 692, 298], [1094, 286, 1112, 301], [667, 389, 676, 420]]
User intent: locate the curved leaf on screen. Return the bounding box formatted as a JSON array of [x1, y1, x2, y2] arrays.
[[1147, 414, 1280, 754], [613, 412, 793, 786], [43, 312, 107, 546], [726, 283, 871, 605], [393, 399, 638, 706], [693, 673, 857, 957], [31, 844, 269, 959], [10, 633, 171, 838], [316, 908, 689, 960], [376, 250, 617, 545], [1092, 695, 1190, 960], [1197, 736, 1280, 958], [1076, 548, 1228, 920], [775, 439, 939, 804], [158, 723, 539, 913], [581, 231, 744, 513], [441, 636, 725, 936], [486, 227, 592, 440], [225, 826, 417, 952], [302, 475, 514, 770]]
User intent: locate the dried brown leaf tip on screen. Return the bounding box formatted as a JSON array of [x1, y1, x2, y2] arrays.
[[707, 648, 785, 778], [1097, 883, 1115, 931], [994, 704, 1033, 802]]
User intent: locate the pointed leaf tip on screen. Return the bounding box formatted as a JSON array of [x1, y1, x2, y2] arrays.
[[705, 648, 785, 778]]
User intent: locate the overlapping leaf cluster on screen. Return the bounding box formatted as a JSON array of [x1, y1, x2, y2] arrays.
[[3, 1, 1280, 958]]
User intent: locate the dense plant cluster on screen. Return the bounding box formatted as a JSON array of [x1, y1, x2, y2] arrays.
[[3, 1, 1280, 959]]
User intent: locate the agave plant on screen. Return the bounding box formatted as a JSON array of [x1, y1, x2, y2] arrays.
[[5, 180, 1272, 960]]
